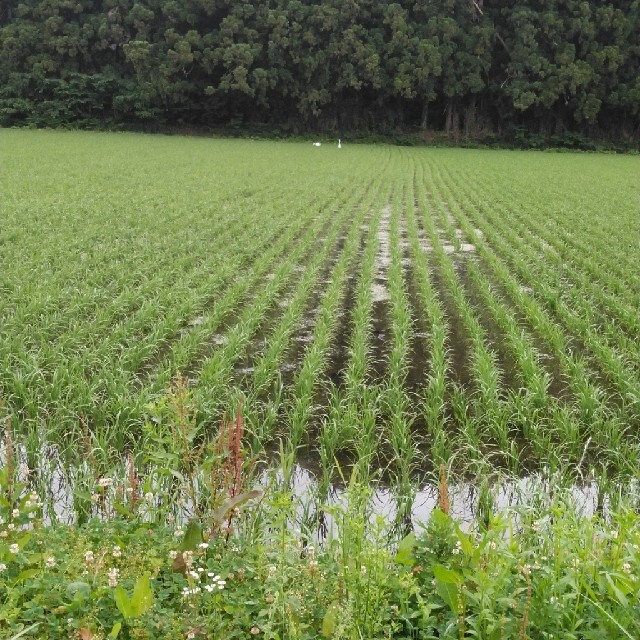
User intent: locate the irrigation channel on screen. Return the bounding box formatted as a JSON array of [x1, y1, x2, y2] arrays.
[[1, 131, 639, 530]]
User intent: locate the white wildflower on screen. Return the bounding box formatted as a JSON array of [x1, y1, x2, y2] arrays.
[[182, 551, 194, 568], [108, 568, 119, 587], [9, 544, 19, 554], [46, 556, 56, 568]]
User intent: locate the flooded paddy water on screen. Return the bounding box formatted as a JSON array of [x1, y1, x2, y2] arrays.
[[4, 440, 631, 537]]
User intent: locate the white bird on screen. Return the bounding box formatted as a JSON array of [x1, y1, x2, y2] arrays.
[[338, 139, 342, 149], [312, 142, 321, 147]]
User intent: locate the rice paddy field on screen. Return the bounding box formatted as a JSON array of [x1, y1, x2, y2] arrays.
[[2, 130, 640, 639], [2, 129, 640, 513]]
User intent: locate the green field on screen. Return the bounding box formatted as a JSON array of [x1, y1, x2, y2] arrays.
[[2, 130, 640, 492], [2, 130, 640, 639]]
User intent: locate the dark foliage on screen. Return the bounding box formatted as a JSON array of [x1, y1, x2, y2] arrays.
[[1, 0, 639, 144]]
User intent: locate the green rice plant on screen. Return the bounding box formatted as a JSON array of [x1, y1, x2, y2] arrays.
[[285, 178, 380, 460], [405, 165, 450, 464], [419, 161, 511, 469], [427, 157, 637, 477], [243, 181, 378, 449]]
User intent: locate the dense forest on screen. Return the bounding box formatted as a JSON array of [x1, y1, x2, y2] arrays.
[[1, 0, 639, 143]]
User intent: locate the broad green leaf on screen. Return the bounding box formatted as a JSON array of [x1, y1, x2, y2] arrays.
[[108, 622, 122, 639], [13, 569, 38, 584], [430, 509, 451, 528], [17, 533, 32, 549], [395, 532, 416, 566], [321, 603, 339, 637], [433, 564, 462, 585], [180, 520, 203, 552], [114, 586, 133, 618], [455, 524, 474, 556], [435, 579, 459, 614], [131, 573, 154, 616], [605, 574, 629, 607]]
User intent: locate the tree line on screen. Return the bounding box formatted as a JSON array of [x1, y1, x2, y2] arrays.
[[1, 0, 639, 144]]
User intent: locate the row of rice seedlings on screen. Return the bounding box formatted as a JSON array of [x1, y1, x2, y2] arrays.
[[452, 149, 635, 278], [13, 207, 304, 441], [383, 163, 418, 520], [494, 164, 639, 298], [285, 180, 383, 465], [464, 263, 572, 464], [436, 157, 639, 360], [341, 203, 386, 476], [441, 165, 640, 427], [25, 203, 321, 464], [406, 162, 450, 465], [103, 212, 325, 447], [3, 137, 331, 334], [0, 192, 292, 434], [241, 173, 391, 456], [522, 220, 640, 346], [0, 184, 253, 347], [65, 190, 320, 348], [504, 235, 640, 379], [193, 186, 360, 427], [430, 164, 635, 476], [244, 208, 358, 450], [2, 196, 238, 345], [458, 168, 640, 364], [244, 151, 395, 450], [133, 186, 358, 387], [318, 188, 386, 493], [418, 164, 510, 472], [423, 163, 579, 466], [8, 206, 290, 410]]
